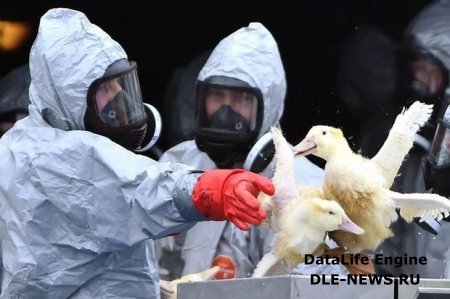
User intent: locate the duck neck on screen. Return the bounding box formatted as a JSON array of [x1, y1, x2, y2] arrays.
[[326, 139, 352, 161]]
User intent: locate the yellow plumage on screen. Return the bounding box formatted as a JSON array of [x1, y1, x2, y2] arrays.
[[294, 101, 450, 253], [321, 142, 396, 252]]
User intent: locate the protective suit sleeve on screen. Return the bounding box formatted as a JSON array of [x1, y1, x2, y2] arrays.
[[4, 127, 206, 253]]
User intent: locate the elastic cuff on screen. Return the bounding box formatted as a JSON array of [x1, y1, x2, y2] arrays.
[[174, 172, 207, 221]]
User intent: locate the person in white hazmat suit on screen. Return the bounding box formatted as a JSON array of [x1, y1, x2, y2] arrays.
[[0, 9, 276, 298], [156, 22, 339, 283]]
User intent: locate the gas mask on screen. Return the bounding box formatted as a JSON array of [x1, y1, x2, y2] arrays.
[[208, 105, 251, 133], [195, 76, 263, 169], [423, 105, 450, 197], [84, 59, 161, 152]]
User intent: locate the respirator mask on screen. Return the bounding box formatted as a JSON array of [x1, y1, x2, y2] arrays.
[[195, 76, 263, 169]]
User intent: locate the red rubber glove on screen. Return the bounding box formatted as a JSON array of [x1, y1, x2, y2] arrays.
[[192, 169, 275, 230]]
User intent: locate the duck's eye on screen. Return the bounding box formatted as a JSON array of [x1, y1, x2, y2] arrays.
[[322, 131, 327, 135], [328, 211, 334, 215]]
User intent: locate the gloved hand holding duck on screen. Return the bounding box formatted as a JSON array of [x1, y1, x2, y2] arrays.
[[293, 101, 450, 260]]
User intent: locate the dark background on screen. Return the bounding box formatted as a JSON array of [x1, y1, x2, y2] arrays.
[[0, 0, 431, 150]]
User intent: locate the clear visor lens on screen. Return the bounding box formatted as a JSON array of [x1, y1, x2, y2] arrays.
[[95, 69, 146, 128], [429, 122, 450, 167], [198, 85, 258, 133]]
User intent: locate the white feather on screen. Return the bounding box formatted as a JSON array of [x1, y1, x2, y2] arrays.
[[391, 101, 433, 135], [267, 127, 299, 232]]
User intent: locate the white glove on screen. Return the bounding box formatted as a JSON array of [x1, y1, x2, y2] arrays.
[[160, 266, 220, 299]]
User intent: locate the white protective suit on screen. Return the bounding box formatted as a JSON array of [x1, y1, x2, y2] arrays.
[[375, 0, 450, 278], [156, 23, 328, 280], [0, 8, 207, 298]]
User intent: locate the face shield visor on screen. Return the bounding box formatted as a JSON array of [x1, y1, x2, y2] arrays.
[[423, 106, 450, 197], [90, 60, 146, 127], [428, 119, 450, 167], [85, 59, 161, 151]]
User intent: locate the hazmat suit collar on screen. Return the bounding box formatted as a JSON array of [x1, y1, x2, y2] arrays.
[[28, 8, 127, 130], [197, 22, 287, 138]]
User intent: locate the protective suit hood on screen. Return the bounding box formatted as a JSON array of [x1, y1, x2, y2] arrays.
[[197, 22, 286, 139], [28, 8, 127, 130], [405, 0, 450, 73]]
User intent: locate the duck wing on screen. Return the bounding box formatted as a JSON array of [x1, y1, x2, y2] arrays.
[[259, 127, 299, 232], [371, 101, 433, 188], [262, 128, 333, 275], [385, 189, 450, 221]]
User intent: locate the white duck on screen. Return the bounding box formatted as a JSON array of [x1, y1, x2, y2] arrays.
[[252, 127, 364, 277], [293, 101, 450, 253]]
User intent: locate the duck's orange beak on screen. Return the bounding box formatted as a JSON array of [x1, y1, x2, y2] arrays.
[[293, 136, 317, 156], [338, 215, 365, 235]]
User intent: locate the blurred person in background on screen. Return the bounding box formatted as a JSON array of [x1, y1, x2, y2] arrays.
[[380, 0, 450, 278], [0, 64, 30, 137], [337, 1, 450, 278]]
